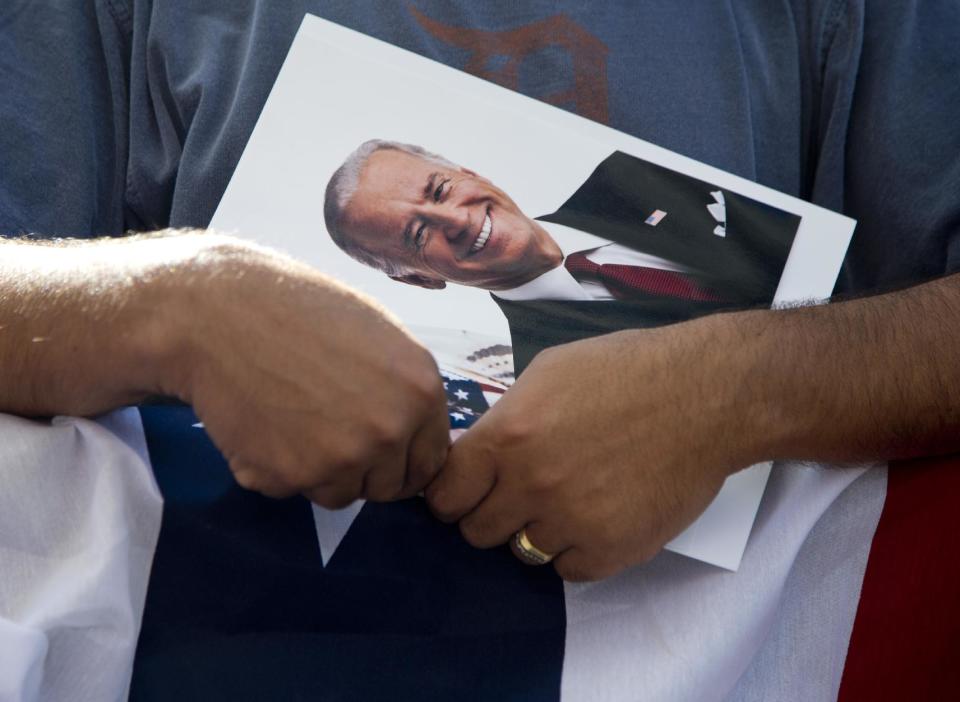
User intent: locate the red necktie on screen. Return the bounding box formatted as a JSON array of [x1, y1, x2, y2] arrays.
[[563, 251, 723, 302]]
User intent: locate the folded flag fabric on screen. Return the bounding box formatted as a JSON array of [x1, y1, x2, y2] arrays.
[[65, 371, 950, 702], [130, 380, 565, 702], [836, 454, 960, 700], [8, 399, 951, 700]]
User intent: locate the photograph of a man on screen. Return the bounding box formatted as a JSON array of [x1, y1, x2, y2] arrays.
[[324, 140, 800, 371]]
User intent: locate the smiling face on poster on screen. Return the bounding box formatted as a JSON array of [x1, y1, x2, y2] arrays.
[[210, 15, 855, 570], [212, 17, 852, 347], [324, 142, 563, 294]]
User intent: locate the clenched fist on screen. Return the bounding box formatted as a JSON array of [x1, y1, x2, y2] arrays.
[[165, 240, 451, 507]]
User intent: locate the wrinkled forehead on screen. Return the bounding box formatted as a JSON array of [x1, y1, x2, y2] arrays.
[[358, 149, 436, 204]]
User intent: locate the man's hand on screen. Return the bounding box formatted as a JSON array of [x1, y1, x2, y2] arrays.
[[174, 242, 451, 507], [426, 272, 960, 582], [426, 322, 754, 581], [0, 233, 450, 508]]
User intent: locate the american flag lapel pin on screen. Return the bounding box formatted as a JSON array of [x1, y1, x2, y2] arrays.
[[645, 209, 667, 226]]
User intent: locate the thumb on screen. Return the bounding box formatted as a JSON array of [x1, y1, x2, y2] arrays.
[[425, 425, 497, 522]]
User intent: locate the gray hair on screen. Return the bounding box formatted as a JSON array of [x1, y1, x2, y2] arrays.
[[323, 139, 458, 276]]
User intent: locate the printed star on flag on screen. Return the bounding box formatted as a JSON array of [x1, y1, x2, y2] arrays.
[[441, 373, 491, 430]]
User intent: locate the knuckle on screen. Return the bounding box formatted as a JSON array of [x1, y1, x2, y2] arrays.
[[365, 470, 405, 502], [426, 487, 459, 522], [412, 368, 445, 408], [362, 483, 387, 502], [276, 459, 313, 491], [327, 441, 370, 477], [231, 465, 260, 492], [409, 452, 443, 488], [459, 517, 495, 549], [498, 415, 536, 449], [252, 444, 311, 488], [366, 416, 408, 452], [311, 484, 361, 510], [230, 459, 293, 499], [400, 353, 444, 406], [325, 493, 358, 510], [401, 466, 433, 498], [364, 484, 394, 503], [280, 457, 335, 493], [526, 465, 563, 495], [529, 345, 561, 370]]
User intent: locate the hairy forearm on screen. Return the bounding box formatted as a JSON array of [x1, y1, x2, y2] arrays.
[[0, 230, 450, 505], [0, 232, 213, 416], [717, 274, 960, 465]]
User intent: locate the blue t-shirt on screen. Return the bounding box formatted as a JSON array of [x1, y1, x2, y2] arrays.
[[1, 0, 958, 295], [1, 4, 958, 700]]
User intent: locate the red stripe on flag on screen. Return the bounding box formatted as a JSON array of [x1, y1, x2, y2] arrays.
[[837, 454, 960, 700]]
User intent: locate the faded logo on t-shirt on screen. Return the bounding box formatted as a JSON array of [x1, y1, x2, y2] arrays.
[[410, 7, 610, 124]]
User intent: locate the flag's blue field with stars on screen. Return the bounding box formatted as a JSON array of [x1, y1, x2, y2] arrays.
[[129, 374, 565, 702]]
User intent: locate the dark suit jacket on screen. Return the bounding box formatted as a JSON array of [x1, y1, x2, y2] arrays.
[[494, 151, 800, 374]]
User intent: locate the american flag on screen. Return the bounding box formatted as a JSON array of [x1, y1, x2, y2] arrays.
[[644, 209, 668, 226], [441, 371, 492, 429], [133, 398, 565, 701]]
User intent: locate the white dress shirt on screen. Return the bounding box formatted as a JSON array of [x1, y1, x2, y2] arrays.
[[494, 221, 691, 302]]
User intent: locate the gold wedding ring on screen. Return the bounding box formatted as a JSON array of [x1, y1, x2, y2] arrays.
[[513, 528, 555, 565]]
